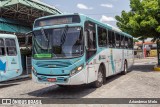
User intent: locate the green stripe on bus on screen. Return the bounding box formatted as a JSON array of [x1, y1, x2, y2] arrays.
[[34, 54, 52, 58]]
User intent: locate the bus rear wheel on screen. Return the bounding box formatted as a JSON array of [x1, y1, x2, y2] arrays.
[[92, 66, 104, 88], [121, 61, 128, 75], [58, 85, 69, 88]]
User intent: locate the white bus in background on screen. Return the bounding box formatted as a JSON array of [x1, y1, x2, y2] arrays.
[[0, 34, 22, 82]]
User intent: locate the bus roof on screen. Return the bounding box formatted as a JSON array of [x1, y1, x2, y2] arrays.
[[35, 13, 132, 38], [0, 34, 17, 39], [81, 14, 132, 38]]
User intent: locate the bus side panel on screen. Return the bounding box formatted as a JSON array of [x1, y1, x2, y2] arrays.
[[97, 49, 110, 78], [16, 38, 23, 74], [0, 56, 7, 81], [2, 38, 22, 81], [86, 49, 108, 83], [114, 49, 123, 73], [108, 48, 116, 75], [6, 38, 22, 73], [87, 49, 115, 83], [86, 54, 100, 83]]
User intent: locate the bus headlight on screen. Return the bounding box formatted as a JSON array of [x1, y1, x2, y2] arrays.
[[70, 64, 84, 76]]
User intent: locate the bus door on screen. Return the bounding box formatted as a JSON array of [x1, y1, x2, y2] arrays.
[[85, 21, 97, 83], [5, 38, 20, 75], [0, 38, 6, 81]]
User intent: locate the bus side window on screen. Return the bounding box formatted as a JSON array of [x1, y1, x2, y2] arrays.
[[85, 21, 97, 60], [112, 32, 115, 48], [87, 30, 96, 50], [98, 26, 107, 47], [5, 39, 17, 56], [121, 35, 125, 48], [0, 38, 5, 56], [125, 37, 128, 49], [108, 30, 115, 48], [128, 38, 133, 49], [115, 33, 121, 48]]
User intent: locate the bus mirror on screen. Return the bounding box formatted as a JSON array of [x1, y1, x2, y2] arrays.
[[25, 31, 33, 47]]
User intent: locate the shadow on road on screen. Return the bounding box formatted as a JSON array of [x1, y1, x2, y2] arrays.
[[0, 77, 31, 84], [0, 77, 31, 89], [27, 84, 96, 98], [0, 83, 19, 88], [27, 73, 126, 98], [132, 64, 154, 72]]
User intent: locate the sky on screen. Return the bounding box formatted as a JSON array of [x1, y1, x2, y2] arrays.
[[38, 0, 131, 28]]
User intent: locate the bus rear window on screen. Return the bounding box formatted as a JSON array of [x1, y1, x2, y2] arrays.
[[34, 15, 81, 28], [0, 38, 5, 56], [5, 39, 17, 56]]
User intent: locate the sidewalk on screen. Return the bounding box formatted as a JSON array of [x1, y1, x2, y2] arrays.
[[134, 57, 160, 71], [134, 57, 157, 63]]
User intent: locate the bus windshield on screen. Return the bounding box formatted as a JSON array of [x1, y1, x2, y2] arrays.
[[33, 27, 84, 59]]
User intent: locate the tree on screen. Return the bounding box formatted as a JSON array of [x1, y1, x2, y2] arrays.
[[115, 0, 160, 41], [133, 39, 139, 43], [115, 0, 160, 64]]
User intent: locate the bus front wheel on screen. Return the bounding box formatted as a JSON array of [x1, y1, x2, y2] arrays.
[[92, 66, 104, 88]]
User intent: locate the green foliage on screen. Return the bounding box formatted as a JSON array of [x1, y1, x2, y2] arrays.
[[133, 39, 139, 43], [115, 0, 160, 41]]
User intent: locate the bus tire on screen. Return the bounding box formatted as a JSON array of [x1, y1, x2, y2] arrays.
[[121, 60, 128, 75], [92, 66, 104, 88], [58, 85, 70, 88]]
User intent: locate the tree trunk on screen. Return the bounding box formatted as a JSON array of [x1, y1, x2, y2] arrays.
[[142, 39, 145, 58], [157, 39, 160, 65]]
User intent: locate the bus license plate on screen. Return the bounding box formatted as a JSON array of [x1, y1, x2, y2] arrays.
[[47, 78, 56, 82]]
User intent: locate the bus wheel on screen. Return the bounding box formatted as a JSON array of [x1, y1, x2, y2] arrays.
[[121, 61, 128, 75], [92, 66, 104, 88], [58, 85, 70, 88]]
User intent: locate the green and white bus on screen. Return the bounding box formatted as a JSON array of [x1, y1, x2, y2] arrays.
[[0, 34, 22, 82], [30, 13, 134, 88]]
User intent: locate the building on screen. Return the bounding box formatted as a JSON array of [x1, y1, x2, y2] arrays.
[[134, 41, 157, 58], [0, 0, 62, 75]]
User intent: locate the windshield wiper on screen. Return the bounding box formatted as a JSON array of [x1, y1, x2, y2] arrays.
[[61, 25, 69, 45], [41, 28, 49, 42], [40, 28, 52, 54]]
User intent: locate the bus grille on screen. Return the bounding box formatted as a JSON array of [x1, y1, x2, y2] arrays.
[[36, 61, 72, 68]]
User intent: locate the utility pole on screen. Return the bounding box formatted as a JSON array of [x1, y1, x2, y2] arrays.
[[142, 39, 145, 58], [157, 39, 160, 65]]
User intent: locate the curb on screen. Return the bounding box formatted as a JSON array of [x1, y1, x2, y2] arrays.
[[154, 64, 160, 71]]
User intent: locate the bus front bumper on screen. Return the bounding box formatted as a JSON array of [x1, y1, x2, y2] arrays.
[[32, 70, 86, 85]]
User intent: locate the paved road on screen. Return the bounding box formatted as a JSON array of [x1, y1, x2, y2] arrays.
[[0, 57, 160, 107]]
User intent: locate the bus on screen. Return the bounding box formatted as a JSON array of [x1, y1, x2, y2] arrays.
[[0, 34, 22, 82], [29, 13, 134, 88]]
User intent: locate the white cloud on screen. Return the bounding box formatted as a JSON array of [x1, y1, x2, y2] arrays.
[[55, 4, 61, 7], [33, 0, 39, 1], [100, 15, 116, 22], [100, 4, 113, 8], [77, 3, 93, 10]]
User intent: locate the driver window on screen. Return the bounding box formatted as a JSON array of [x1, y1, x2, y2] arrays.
[[85, 21, 96, 50], [85, 21, 97, 60], [87, 29, 96, 50]]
